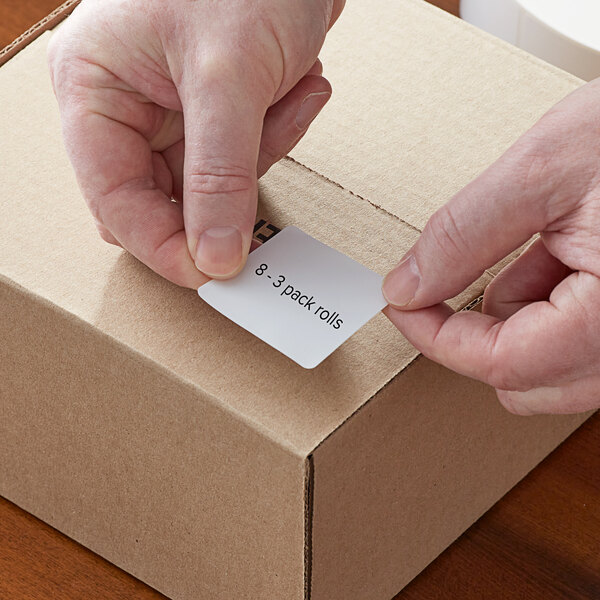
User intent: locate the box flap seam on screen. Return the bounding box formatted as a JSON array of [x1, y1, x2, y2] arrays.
[[303, 455, 314, 600], [283, 156, 422, 235]]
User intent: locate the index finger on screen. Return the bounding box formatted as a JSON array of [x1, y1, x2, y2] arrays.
[[384, 271, 600, 391], [55, 70, 207, 288]]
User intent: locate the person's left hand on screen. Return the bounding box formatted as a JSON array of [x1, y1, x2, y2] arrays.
[[48, 0, 344, 288]]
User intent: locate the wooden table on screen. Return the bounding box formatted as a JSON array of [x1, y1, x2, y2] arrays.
[[1, 2, 599, 599]]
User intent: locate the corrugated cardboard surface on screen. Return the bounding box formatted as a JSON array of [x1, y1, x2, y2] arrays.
[[310, 358, 588, 600], [1, 278, 307, 599], [0, 1, 593, 599], [291, 0, 582, 230]]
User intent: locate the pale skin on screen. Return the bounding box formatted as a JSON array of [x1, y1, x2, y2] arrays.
[[49, 0, 600, 416]]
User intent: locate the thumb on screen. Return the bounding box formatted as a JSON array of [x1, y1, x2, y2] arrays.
[[181, 73, 269, 279], [382, 142, 554, 309]]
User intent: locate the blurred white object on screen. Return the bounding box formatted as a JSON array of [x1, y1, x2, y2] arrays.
[[460, 0, 600, 80]]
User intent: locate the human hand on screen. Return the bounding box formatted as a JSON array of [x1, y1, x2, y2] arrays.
[[382, 79, 600, 416], [48, 0, 344, 287]]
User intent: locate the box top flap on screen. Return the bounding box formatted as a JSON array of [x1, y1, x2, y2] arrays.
[[290, 0, 582, 230], [0, 1, 580, 456]]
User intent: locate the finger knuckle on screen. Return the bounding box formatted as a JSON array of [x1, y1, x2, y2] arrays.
[[426, 205, 475, 265], [478, 325, 523, 390], [187, 165, 254, 197], [198, 54, 242, 86], [196, 50, 277, 101], [511, 135, 555, 192], [260, 141, 284, 169], [506, 126, 583, 223], [486, 349, 525, 391]]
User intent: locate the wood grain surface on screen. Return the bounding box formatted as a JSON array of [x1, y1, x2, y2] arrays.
[[0, 0, 67, 48], [1, 1, 598, 599]]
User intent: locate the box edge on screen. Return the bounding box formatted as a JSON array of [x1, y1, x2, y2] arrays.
[[0, 0, 81, 67]]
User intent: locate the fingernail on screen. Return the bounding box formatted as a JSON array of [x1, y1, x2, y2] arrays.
[[382, 254, 421, 307], [195, 226, 243, 277], [296, 91, 331, 130]]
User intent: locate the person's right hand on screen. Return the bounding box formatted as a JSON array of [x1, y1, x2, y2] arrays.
[[382, 78, 600, 416], [48, 0, 345, 288]]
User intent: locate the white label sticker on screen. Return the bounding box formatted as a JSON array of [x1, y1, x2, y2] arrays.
[[198, 226, 388, 368]]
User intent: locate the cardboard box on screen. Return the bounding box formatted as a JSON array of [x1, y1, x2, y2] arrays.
[[0, 1, 593, 599]]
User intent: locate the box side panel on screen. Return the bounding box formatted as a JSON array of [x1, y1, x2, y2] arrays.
[[0, 280, 306, 600], [310, 357, 590, 600]]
